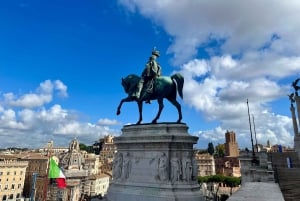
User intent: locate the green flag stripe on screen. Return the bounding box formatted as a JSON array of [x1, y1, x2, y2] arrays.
[[48, 158, 61, 178]]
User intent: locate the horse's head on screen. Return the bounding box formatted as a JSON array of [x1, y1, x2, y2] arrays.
[[121, 74, 140, 95], [121, 78, 130, 94]]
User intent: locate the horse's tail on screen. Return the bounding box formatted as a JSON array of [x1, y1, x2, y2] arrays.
[[171, 73, 184, 99]]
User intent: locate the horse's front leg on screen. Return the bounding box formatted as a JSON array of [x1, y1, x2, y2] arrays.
[[136, 101, 143, 124], [116, 97, 133, 115], [152, 99, 164, 124]]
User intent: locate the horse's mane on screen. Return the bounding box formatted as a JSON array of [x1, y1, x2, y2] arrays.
[[125, 74, 140, 83]]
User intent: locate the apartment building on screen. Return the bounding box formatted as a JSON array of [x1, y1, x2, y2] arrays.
[[0, 155, 28, 201]]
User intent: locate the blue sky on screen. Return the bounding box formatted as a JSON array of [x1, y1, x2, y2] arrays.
[[0, 0, 300, 149]]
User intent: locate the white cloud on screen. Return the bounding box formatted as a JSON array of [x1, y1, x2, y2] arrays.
[[119, 0, 300, 148], [38, 80, 54, 94], [97, 118, 120, 126], [0, 80, 118, 148], [3, 80, 68, 108], [119, 0, 300, 62], [10, 93, 52, 108], [54, 80, 68, 98]]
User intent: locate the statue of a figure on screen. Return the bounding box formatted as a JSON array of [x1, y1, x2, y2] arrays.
[[182, 157, 192, 182], [133, 48, 161, 103], [171, 157, 181, 182], [158, 153, 168, 181], [122, 152, 132, 179], [292, 78, 300, 96], [181, 152, 193, 182], [113, 153, 123, 180]]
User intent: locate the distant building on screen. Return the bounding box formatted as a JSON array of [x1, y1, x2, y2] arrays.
[[83, 153, 100, 175], [215, 157, 241, 177], [270, 144, 289, 152], [18, 153, 48, 201], [0, 155, 28, 201], [98, 135, 117, 175], [215, 130, 241, 177], [54, 138, 110, 200], [194, 153, 216, 176], [38, 140, 68, 154], [225, 130, 239, 157], [87, 174, 110, 197], [82, 152, 110, 197], [57, 138, 88, 201]]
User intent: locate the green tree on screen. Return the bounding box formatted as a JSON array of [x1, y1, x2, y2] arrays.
[[215, 143, 225, 157], [79, 143, 88, 151], [79, 143, 94, 153], [207, 142, 215, 155]]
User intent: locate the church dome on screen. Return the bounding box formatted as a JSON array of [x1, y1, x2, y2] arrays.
[[60, 138, 85, 170]]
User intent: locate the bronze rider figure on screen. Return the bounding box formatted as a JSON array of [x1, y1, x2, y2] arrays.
[[134, 48, 161, 103]]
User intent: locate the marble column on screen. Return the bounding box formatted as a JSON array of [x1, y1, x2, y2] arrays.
[[290, 103, 299, 136], [294, 95, 300, 131]]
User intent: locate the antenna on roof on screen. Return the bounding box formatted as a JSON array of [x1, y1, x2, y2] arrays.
[[247, 99, 258, 165], [252, 115, 258, 153]]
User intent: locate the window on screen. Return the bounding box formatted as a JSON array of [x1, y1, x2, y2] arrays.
[[6, 172, 10, 175], [0, 172, 2, 176], [14, 171, 16, 175], [11, 184, 15, 190], [3, 195, 7, 200], [4, 185, 8, 190], [9, 194, 13, 199]]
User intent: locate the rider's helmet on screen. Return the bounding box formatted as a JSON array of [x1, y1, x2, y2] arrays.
[[152, 47, 160, 57]]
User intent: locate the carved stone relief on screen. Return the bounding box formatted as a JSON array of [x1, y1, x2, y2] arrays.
[[122, 152, 132, 179], [171, 157, 181, 182], [157, 152, 169, 181], [112, 152, 123, 180]]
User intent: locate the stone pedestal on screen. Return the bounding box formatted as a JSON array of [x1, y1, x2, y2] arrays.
[[106, 123, 203, 201]]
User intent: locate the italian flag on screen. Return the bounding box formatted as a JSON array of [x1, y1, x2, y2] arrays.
[[48, 157, 67, 188]]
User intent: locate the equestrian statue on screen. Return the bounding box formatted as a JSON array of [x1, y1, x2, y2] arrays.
[[116, 48, 184, 124]]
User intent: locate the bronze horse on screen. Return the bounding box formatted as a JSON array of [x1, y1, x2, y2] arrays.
[[116, 73, 184, 124]]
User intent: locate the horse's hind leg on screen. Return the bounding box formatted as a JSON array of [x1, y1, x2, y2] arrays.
[[152, 99, 164, 124], [167, 98, 182, 123]]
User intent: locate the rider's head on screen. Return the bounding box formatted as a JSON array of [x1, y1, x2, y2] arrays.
[[150, 55, 156, 60], [151, 48, 160, 57]]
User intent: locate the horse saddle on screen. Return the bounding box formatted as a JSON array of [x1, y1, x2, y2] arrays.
[[144, 79, 154, 93]]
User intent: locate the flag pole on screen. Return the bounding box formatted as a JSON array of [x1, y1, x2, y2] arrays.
[[43, 142, 53, 201]]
